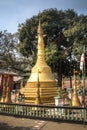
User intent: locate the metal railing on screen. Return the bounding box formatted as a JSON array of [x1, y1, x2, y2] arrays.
[[0, 103, 87, 123]]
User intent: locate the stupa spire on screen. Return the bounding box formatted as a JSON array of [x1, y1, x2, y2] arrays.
[[28, 19, 55, 82], [37, 19, 43, 34], [36, 19, 46, 65]]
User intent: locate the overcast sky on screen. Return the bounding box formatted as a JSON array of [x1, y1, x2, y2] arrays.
[[0, 0, 87, 33]]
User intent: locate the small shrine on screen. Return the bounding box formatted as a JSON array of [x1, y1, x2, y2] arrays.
[[0, 69, 17, 102], [71, 70, 82, 106], [54, 75, 71, 106]]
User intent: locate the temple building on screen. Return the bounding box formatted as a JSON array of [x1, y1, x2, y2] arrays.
[[0, 69, 17, 102], [23, 20, 58, 105]]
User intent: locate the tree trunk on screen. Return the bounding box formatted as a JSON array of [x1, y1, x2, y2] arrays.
[[57, 60, 62, 87], [70, 76, 72, 88]]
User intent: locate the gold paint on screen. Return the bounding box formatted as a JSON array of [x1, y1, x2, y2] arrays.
[[35, 69, 41, 104], [23, 19, 58, 104], [71, 70, 81, 107], [28, 19, 55, 82]]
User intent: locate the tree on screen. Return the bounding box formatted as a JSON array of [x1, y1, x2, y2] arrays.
[[64, 14, 87, 71], [0, 31, 29, 73], [0, 31, 17, 67], [18, 8, 87, 86]]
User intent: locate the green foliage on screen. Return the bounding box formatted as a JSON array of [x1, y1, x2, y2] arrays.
[[18, 8, 87, 85], [18, 16, 38, 57], [0, 31, 29, 73]]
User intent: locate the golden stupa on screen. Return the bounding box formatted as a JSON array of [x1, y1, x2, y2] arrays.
[[23, 19, 58, 104], [71, 70, 81, 107]]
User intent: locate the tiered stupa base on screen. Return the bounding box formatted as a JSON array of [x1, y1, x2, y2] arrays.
[[23, 81, 58, 105]]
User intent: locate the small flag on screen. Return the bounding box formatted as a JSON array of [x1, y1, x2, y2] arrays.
[[80, 53, 85, 71]]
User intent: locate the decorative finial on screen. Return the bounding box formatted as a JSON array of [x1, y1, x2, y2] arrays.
[[37, 18, 43, 35]]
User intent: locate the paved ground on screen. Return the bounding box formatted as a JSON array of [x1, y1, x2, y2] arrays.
[[0, 115, 87, 130]]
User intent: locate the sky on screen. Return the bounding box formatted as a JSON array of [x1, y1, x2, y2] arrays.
[[0, 0, 87, 33]]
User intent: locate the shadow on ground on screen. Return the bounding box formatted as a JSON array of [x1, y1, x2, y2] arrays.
[[0, 123, 31, 130]]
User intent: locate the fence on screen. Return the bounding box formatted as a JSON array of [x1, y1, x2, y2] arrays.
[[0, 102, 87, 124]]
